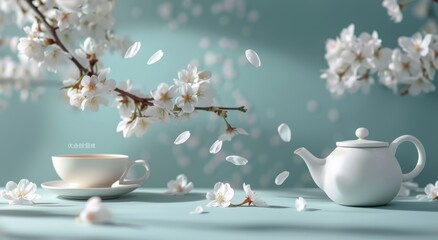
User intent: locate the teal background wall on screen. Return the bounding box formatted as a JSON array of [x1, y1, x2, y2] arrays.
[[0, 0, 437, 189]]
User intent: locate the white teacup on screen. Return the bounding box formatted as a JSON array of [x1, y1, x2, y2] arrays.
[[52, 154, 150, 188]]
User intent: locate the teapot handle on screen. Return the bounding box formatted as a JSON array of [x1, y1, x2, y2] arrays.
[[389, 135, 426, 181]]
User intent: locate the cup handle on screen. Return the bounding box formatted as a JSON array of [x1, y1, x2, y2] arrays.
[[119, 160, 150, 185], [389, 135, 426, 181]]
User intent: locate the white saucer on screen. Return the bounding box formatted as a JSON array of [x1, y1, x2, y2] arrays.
[[41, 180, 140, 200]]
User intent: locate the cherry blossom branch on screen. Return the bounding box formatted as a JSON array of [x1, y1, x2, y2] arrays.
[[24, 0, 88, 74], [113, 88, 247, 113], [23, 0, 247, 131], [24, 0, 156, 107]]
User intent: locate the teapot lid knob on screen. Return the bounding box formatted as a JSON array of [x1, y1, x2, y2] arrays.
[[355, 127, 369, 139]]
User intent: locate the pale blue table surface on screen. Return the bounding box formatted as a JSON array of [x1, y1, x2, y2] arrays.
[[0, 188, 437, 240]]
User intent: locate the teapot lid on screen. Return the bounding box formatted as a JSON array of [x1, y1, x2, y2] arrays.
[[336, 128, 388, 148]]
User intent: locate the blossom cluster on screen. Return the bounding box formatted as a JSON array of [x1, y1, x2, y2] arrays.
[[322, 24, 437, 96], [114, 64, 216, 138], [0, 0, 129, 108], [12, 0, 129, 65]]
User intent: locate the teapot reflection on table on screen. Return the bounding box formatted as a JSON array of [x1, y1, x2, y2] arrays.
[[294, 127, 426, 206]]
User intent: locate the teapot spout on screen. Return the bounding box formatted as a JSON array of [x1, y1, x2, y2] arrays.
[[294, 147, 326, 190]]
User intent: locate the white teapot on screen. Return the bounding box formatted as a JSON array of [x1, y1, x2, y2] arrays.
[[294, 127, 426, 206]]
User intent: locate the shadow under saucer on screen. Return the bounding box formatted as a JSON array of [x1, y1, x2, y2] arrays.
[[105, 192, 206, 203]]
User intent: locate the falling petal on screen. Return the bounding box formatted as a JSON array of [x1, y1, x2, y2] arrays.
[[225, 155, 248, 166], [295, 197, 307, 211], [209, 140, 223, 154], [147, 49, 164, 65], [124, 41, 141, 59], [277, 123, 291, 142], [275, 171, 289, 185], [174, 131, 191, 145], [245, 49, 261, 67], [190, 206, 204, 214]]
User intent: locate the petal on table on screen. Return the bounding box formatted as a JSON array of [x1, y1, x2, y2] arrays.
[[295, 197, 307, 211]]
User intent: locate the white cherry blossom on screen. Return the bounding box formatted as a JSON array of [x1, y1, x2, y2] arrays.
[[166, 174, 193, 195], [341, 41, 374, 69], [151, 83, 176, 111], [373, 47, 392, 71], [340, 24, 355, 45], [174, 64, 199, 85], [175, 83, 198, 113], [416, 181, 438, 201], [81, 95, 108, 111], [389, 49, 422, 81], [382, 0, 402, 23], [143, 105, 171, 122], [75, 37, 104, 59], [40, 45, 69, 73], [193, 80, 216, 107], [116, 116, 154, 138], [68, 89, 85, 108], [398, 33, 431, 60], [55, 10, 79, 31], [0, 179, 40, 205], [80, 75, 101, 97], [378, 69, 399, 93], [206, 182, 234, 208], [115, 80, 135, 117], [346, 68, 375, 94], [242, 183, 267, 207], [406, 75, 436, 96], [17, 38, 44, 61], [218, 126, 248, 141]]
